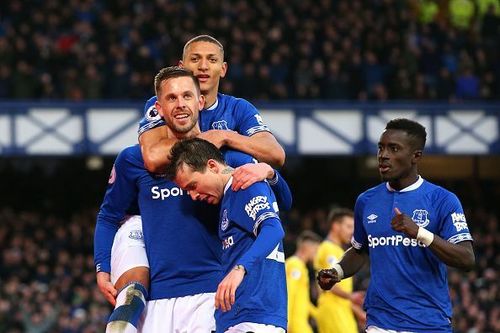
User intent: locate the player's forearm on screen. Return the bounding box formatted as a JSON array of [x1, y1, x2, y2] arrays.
[[338, 247, 367, 278], [351, 303, 366, 324], [225, 131, 285, 168], [139, 127, 173, 173], [94, 216, 120, 273], [237, 219, 284, 272], [428, 238, 475, 271]]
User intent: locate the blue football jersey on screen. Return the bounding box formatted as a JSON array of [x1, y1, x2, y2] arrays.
[[94, 145, 255, 300], [216, 179, 287, 332], [352, 176, 473, 332], [94, 146, 292, 300], [138, 93, 270, 136]]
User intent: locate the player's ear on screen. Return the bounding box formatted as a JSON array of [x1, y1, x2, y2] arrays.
[[220, 62, 228, 78], [154, 100, 164, 117], [207, 159, 219, 173], [412, 150, 423, 163], [178, 60, 184, 67], [198, 94, 205, 110]]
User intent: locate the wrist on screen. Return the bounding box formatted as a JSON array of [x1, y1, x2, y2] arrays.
[[416, 227, 434, 247], [266, 166, 278, 184], [233, 264, 246, 274], [332, 263, 344, 280]]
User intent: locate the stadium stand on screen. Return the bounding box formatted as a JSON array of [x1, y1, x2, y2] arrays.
[[0, 0, 498, 101]]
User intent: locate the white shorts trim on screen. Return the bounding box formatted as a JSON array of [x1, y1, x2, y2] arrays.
[[110, 215, 149, 285], [366, 325, 416, 333], [139, 293, 216, 333], [226, 322, 285, 333]]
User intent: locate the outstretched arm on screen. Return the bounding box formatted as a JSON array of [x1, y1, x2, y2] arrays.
[[199, 130, 285, 168]]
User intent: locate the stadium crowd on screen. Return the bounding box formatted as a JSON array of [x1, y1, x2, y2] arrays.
[[0, 178, 498, 332], [0, 0, 499, 101]]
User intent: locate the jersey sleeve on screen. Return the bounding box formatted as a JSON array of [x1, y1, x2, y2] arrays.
[[223, 149, 292, 212], [223, 149, 256, 168], [231, 183, 284, 272], [229, 182, 280, 236], [268, 170, 292, 211], [138, 96, 166, 136], [94, 148, 140, 273], [435, 190, 473, 244], [233, 98, 271, 136], [352, 194, 368, 250]]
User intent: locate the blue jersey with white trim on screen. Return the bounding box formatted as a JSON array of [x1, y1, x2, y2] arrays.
[[352, 177, 472, 332], [138, 93, 270, 136], [94, 145, 255, 300], [216, 180, 287, 332]]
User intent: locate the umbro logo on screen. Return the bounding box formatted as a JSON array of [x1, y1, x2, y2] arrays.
[[367, 214, 378, 223]]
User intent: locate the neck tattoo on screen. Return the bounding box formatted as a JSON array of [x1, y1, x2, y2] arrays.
[[221, 167, 233, 174]]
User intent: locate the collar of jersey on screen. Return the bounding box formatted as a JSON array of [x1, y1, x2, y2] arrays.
[[205, 97, 219, 111], [224, 176, 233, 195], [386, 175, 423, 192]]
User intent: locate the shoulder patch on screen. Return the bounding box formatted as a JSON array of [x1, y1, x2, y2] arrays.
[[290, 268, 301, 280], [327, 255, 338, 266], [451, 212, 468, 232], [145, 104, 161, 122], [244, 195, 270, 221]]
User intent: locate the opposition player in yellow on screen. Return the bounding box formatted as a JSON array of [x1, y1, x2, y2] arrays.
[[285, 231, 322, 333], [314, 208, 365, 333]]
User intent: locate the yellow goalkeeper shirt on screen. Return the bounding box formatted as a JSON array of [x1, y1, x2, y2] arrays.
[[313, 240, 358, 333], [285, 256, 317, 333]]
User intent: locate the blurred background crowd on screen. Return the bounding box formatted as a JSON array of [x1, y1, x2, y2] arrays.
[[0, 0, 499, 101]]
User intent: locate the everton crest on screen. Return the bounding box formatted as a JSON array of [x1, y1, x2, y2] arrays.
[[212, 120, 229, 130], [412, 209, 430, 227], [221, 209, 229, 231]]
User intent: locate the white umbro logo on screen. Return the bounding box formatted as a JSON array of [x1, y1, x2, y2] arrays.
[[367, 214, 378, 223]]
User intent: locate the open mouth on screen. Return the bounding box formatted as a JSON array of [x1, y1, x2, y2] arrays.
[[379, 164, 391, 173], [197, 74, 210, 83], [174, 113, 189, 120]]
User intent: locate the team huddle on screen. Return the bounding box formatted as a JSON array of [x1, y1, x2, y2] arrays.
[[94, 35, 475, 333]]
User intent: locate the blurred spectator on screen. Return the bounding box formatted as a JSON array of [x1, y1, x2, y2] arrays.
[[449, 0, 475, 30], [418, 0, 439, 24], [456, 67, 480, 99], [0, 0, 497, 101]]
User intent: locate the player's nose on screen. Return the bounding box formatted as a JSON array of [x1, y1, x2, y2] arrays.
[[174, 96, 187, 108], [199, 58, 209, 70], [378, 147, 389, 159], [190, 192, 200, 201]]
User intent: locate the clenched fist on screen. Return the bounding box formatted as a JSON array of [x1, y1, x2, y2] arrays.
[[317, 268, 341, 290]]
